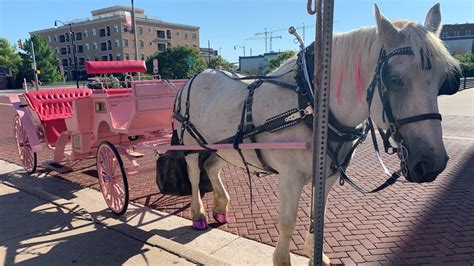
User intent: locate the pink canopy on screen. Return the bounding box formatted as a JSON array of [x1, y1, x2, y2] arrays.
[[85, 60, 147, 74]]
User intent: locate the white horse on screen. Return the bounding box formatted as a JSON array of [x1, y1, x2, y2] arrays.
[[173, 4, 459, 265]]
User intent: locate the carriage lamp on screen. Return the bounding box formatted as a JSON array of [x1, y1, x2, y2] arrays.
[[54, 20, 80, 88]]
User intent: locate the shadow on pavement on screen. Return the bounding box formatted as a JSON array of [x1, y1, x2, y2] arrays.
[[388, 147, 474, 264]]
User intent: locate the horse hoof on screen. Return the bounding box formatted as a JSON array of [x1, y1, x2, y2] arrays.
[[192, 220, 208, 230], [213, 212, 228, 224]]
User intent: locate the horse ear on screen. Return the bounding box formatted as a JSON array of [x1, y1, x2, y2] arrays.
[[424, 3, 442, 35], [374, 4, 400, 46]]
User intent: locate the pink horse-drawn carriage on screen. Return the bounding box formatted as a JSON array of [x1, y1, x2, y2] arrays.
[[10, 60, 187, 215]]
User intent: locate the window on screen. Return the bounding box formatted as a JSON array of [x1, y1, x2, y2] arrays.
[[99, 28, 106, 37], [59, 35, 66, 43], [123, 39, 129, 47], [61, 47, 67, 55], [116, 53, 121, 61], [65, 33, 70, 42], [92, 29, 97, 36], [138, 27, 143, 35], [192, 33, 197, 40], [157, 30, 165, 39], [166, 30, 171, 39], [78, 58, 85, 66], [139, 40, 144, 48], [123, 25, 128, 32], [77, 45, 84, 53], [158, 43, 166, 52], [83, 30, 88, 38], [68, 58, 72, 65], [101, 42, 107, 51], [115, 39, 120, 48], [85, 43, 90, 50], [140, 54, 145, 60], [114, 24, 119, 33], [184, 33, 188, 40], [102, 55, 108, 61], [125, 53, 130, 60], [67, 45, 71, 54], [75, 32, 82, 41], [465, 29, 472, 36], [47, 36, 51, 42], [107, 40, 112, 50], [62, 59, 68, 66], [106, 26, 111, 36], [109, 54, 113, 61], [93, 42, 98, 50]]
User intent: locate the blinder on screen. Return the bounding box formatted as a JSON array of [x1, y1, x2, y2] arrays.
[[439, 69, 461, 96]]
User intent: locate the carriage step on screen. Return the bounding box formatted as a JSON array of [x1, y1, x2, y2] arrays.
[[128, 151, 144, 158], [42, 160, 73, 174]]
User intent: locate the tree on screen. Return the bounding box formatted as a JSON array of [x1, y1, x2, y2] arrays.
[[0, 37, 22, 78], [453, 52, 474, 77], [17, 35, 62, 83], [265, 50, 297, 74], [146, 46, 206, 79], [209, 56, 236, 71]]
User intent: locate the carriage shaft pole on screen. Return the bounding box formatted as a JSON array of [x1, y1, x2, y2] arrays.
[[312, 0, 334, 265]]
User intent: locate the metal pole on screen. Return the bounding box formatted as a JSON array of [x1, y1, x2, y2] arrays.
[[131, 0, 139, 61], [30, 41, 40, 91], [243, 46, 246, 57], [208, 40, 211, 67], [312, 0, 334, 265], [69, 23, 79, 88]]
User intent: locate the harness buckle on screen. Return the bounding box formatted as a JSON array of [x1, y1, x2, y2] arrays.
[[389, 123, 397, 135], [284, 112, 303, 122], [304, 105, 314, 115]]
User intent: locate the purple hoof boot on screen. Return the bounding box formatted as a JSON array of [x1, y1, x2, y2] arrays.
[[192, 220, 208, 230], [213, 212, 229, 224]]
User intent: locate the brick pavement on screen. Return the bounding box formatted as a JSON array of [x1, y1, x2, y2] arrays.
[[1, 95, 473, 265]]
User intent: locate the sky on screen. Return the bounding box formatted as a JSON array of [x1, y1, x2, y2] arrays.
[[1, 0, 473, 63]]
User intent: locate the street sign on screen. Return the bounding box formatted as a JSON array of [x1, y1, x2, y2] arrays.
[[153, 59, 159, 74], [186, 57, 194, 67]]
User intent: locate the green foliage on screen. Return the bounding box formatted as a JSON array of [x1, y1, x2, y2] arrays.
[[146, 46, 206, 79], [0, 37, 22, 77], [17, 35, 62, 83], [209, 56, 235, 71], [265, 50, 297, 74], [87, 75, 121, 89], [453, 53, 474, 77]]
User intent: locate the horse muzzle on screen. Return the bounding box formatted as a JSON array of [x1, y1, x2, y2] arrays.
[[406, 153, 449, 183]]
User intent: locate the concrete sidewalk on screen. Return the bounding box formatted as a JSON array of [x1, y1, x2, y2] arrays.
[[0, 160, 309, 265]]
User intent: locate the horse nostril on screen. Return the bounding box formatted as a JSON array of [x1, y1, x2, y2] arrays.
[[412, 160, 433, 182]]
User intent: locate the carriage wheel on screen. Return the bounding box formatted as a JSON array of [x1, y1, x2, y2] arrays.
[[96, 141, 129, 216], [13, 115, 37, 174]]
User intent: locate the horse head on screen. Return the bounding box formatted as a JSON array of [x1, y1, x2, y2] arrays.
[[369, 4, 460, 183]]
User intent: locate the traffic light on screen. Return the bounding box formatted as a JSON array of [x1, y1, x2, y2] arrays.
[[17, 39, 24, 50], [35, 69, 41, 75]]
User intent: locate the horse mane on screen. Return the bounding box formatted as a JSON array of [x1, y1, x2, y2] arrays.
[[271, 20, 460, 81]]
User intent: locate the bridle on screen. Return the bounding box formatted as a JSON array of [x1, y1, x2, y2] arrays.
[[365, 46, 443, 179]]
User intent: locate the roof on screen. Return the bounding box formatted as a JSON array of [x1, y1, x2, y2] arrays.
[[85, 60, 147, 74]]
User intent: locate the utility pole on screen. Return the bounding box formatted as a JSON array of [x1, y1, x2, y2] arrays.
[[131, 0, 139, 61], [30, 41, 40, 91], [208, 40, 211, 67]]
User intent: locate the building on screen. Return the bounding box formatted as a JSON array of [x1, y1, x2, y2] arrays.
[[30, 6, 200, 80], [440, 23, 474, 55], [238, 52, 280, 75]]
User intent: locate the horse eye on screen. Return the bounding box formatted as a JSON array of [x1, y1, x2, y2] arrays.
[[390, 77, 404, 87]]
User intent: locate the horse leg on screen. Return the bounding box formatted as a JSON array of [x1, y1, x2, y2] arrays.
[[185, 153, 208, 230], [203, 155, 230, 224], [304, 174, 338, 266], [273, 172, 305, 266]]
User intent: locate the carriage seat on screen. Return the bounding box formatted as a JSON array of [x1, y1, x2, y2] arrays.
[[24, 88, 92, 145]]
